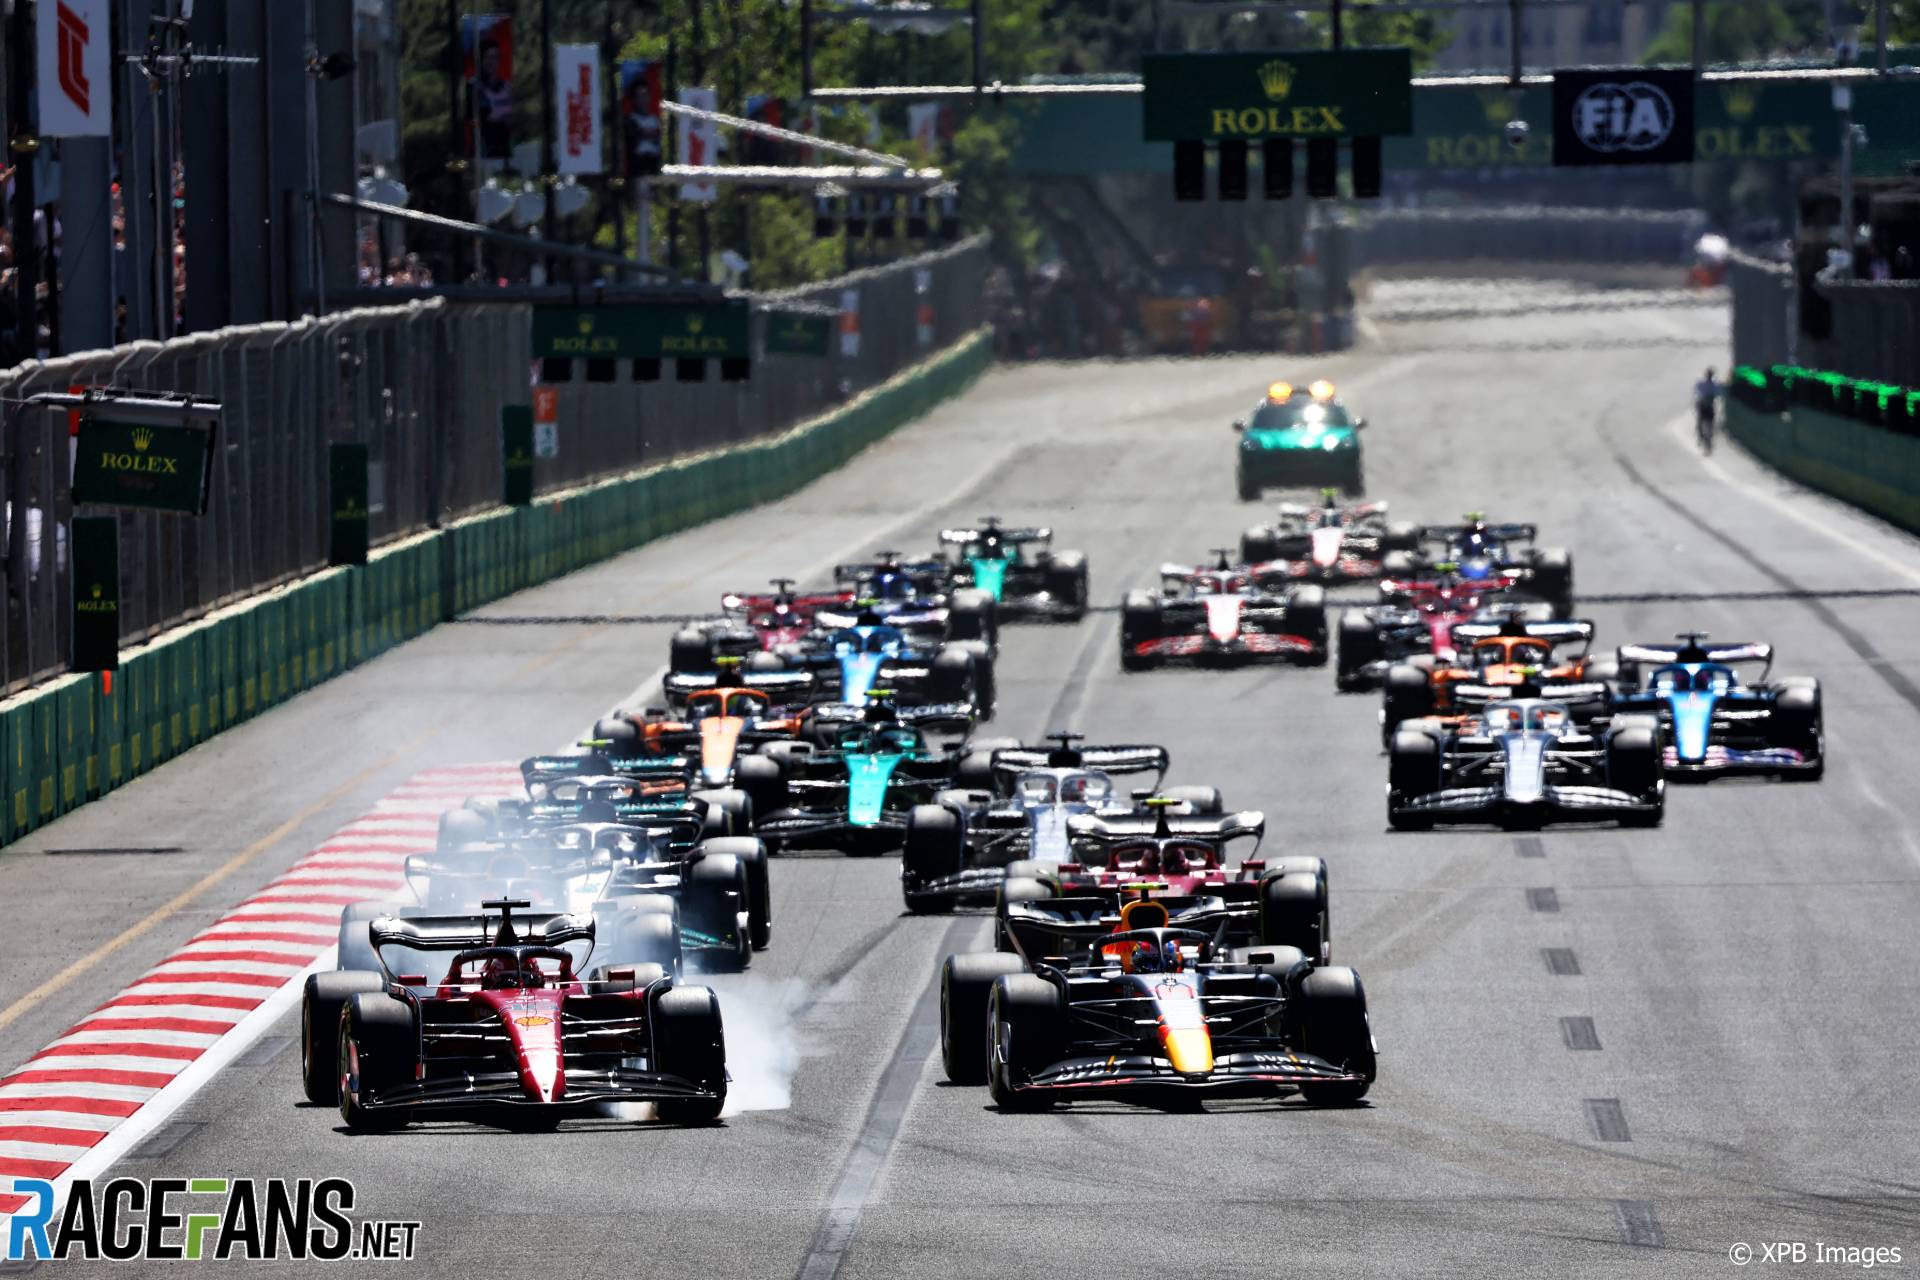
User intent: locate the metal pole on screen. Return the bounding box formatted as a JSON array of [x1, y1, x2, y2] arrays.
[[540, 0, 558, 276], [1876, 0, 1888, 71], [1332, 0, 1344, 48], [8, 0, 40, 362], [1837, 87, 1855, 281], [606, 2, 626, 273], [1690, 0, 1704, 70], [666, 34, 679, 275], [1508, 0, 1522, 88], [802, 0, 814, 99], [971, 0, 985, 92]]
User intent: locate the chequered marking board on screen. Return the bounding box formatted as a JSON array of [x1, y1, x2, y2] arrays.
[[0, 764, 522, 1212]]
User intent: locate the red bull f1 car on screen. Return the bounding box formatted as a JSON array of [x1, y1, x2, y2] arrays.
[[1120, 554, 1328, 670], [939, 893, 1375, 1110], [1388, 516, 1574, 617], [304, 899, 728, 1129], [669, 579, 855, 672]]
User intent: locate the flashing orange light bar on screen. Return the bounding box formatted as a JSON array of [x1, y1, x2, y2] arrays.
[[1265, 381, 1294, 403], [1308, 379, 1336, 400]]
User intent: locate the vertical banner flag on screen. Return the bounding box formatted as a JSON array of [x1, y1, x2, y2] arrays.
[[914, 268, 935, 348], [462, 15, 516, 161], [744, 94, 785, 165], [555, 44, 603, 174], [38, 0, 112, 137], [620, 60, 665, 176], [677, 87, 720, 204], [839, 289, 862, 358], [908, 103, 941, 157], [532, 386, 560, 460]]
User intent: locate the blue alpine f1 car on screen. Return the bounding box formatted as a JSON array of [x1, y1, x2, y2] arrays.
[[1609, 635, 1824, 780]]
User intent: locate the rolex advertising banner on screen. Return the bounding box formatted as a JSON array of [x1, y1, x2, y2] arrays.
[[70, 418, 216, 515], [766, 311, 833, 358], [531, 301, 751, 360], [329, 443, 370, 567], [1553, 68, 1695, 166], [1141, 49, 1413, 141], [503, 406, 535, 507], [71, 516, 119, 672]]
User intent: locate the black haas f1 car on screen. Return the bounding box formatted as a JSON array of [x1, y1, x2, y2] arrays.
[[935, 518, 1090, 621], [1239, 491, 1418, 583], [669, 579, 854, 673], [304, 899, 728, 1129], [1386, 516, 1574, 617], [993, 799, 1334, 965], [1388, 698, 1663, 831], [939, 894, 1375, 1110], [752, 696, 976, 855], [1379, 618, 1617, 745], [901, 734, 1193, 912], [438, 764, 771, 969], [1609, 634, 1824, 780], [1120, 553, 1328, 670]]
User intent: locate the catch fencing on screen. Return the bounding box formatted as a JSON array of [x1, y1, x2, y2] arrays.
[[1728, 250, 1795, 373], [1353, 206, 1709, 268], [1729, 246, 1920, 386], [0, 238, 989, 695]]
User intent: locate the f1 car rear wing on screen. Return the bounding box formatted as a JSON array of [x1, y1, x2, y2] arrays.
[[1419, 521, 1537, 546], [720, 586, 852, 613], [522, 754, 693, 792], [1449, 619, 1594, 649], [989, 743, 1171, 781], [1001, 895, 1240, 962], [368, 907, 596, 953], [830, 559, 948, 587], [809, 700, 975, 733], [939, 524, 1051, 546], [1618, 639, 1772, 667], [662, 670, 817, 701], [1067, 809, 1266, 846]]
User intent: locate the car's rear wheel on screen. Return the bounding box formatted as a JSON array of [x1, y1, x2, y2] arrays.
[[1284, 586, 1328, 665], [903, 805, 965, 912], [669, 628, 713, 674], [1240, 526, 1281, 566], [303, 970, 386, 1105], [995, 876, 1054, 953], [1336, 612, 1382, 691], [1259, 871, 1328, 961], [1382, 664, 1434, 746], [1160, 784, 1225, 816], [1388, 729, 1441, 832], [1043, 552, 1089, 620], [1120, 590, 1162, 671], [1606, 726, 1663, 821], [685, 853, 750, 970], [1771, 683, 1825, 779]]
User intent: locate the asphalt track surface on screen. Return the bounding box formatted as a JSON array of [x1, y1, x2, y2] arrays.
[[7, 285, 1920, 1278]]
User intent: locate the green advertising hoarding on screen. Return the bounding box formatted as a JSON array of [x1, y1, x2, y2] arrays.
[[502, 405, 535, 507], [1141, 49, 1415, 141], [766, 311, 834, 358], [70, 418, 216, 515], [532, 300, 751, 361]]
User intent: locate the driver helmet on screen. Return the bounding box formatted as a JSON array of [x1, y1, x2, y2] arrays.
[[1457, 556, 1495, 581]]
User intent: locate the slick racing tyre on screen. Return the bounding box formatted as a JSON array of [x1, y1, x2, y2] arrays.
[[694, 789, 752, 839], [1003, 860, 1061, 889], [746, 651, 786, 673], [685, 852, 752, 971], [652, 986, 729, 1125], [1387, 729, 1442, 831], [995, 876, 1055, 953], [593, 716, 640, 754], [932, 644, 994, 718], [1381, 664, 1435, 747], [701, 837, 772, 950], [600, 907, 684, 978], [1529, 548, 1575, 616], [1770, 681, 1825, 780], [302, 970, 386, 1105], [947, 590, 998, 646], [669, 628, 714, 674], [1043, 551, 1090, 620], [955, 737, 1020, 793], [904, 805, 965, 913], [1605, 726, 1663, 826], [1382, 521, 1419, 551], [1380, 550, 1419, 580], [735, 754, 789, 825], [338, 991, 415, 1130], [1240, 526, 1282, 567], [1292, 966, 1377, 1106], [335, 902, 390, 976], [1259, 871, 1329, 963], [438, 807, 492, 852], [988, 975, 1064, 1112], [941, 952, 1026, 1084], [1283, 586, 1329, 665], [1119, 591, 1163, 672], [1159, 785, 1225, 816], [1336, 612, 1382, 691]]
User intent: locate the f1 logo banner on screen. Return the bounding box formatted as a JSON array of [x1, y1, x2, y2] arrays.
[[1552, 68, 1695, 166], [37, 0, 112, 137]]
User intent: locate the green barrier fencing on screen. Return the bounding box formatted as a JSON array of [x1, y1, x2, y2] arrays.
[[1726, 396, 1920, 537], [0, 328, 991, 849]]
